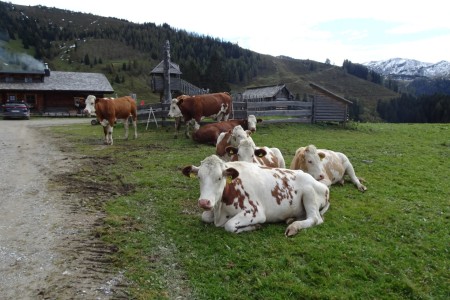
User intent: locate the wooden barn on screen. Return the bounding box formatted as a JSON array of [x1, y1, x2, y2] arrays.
[[0, 66, 113, 115], [309, 83, 353, 124], [240, 84, 295, 101], [150, 60, 182, 94]]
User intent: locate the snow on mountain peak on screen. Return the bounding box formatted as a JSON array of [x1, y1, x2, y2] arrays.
[[363, 58, 450, 79]]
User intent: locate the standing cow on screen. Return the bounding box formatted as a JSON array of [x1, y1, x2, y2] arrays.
[[290, 145, 367, 192], [182, 155, 330, 236], [167, 92, 232, 138], [83, 95, 137, 145]]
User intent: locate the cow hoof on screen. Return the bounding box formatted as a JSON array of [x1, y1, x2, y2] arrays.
[[359, 185, 367, 192], [285, 226, 299, 237]]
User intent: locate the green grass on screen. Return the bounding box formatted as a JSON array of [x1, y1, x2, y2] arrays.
[[49, 121, 449, 299]]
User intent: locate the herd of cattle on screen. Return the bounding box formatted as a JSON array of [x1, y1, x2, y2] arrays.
[[84, 93, 367, 237]]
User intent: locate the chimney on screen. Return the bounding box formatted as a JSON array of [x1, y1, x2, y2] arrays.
[[44, 63, 50, 76]]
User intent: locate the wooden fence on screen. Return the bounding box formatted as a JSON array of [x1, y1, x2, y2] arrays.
[[137, 99, 313, 125]]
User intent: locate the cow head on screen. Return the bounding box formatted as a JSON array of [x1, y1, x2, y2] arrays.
[[83, 95, 97, 116], [246, 115, 263, 132], [225, 138, 267, 163], [167, 98, 183, 118], [230, 125, 254, 147], [182, 155, 239, 210], [301, 145, 327, 181]]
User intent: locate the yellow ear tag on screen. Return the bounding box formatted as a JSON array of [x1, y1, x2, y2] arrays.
[[190, 173, 197, 178], [226, 176, 233, 184], [258, 153, 264, 157], [229, 150, 234, 155]]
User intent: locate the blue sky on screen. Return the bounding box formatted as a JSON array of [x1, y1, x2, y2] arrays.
[[9, 0, 450, 65]]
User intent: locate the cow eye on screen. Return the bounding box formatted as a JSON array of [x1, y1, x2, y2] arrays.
[[308, 160, 313, 164]]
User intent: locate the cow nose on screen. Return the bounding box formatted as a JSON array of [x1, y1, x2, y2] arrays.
[[250, 128, 256, 132], [318, 174, 325, 180], [198, 199, 212, 210]]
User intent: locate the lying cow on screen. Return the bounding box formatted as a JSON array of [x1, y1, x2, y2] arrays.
[[167, 92, 232, 138], [215, 125, 254, 161], [225, 138, 286, 168], [290, 145, 367, 192], [83, 95, 137, 145], [182, 155, 330, 237], [191, 114, 262, 145]]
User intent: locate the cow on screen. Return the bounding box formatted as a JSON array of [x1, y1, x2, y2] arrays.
[[83, 95, 137, 145], [215, 125, 255, 161], [192, 115, 262, 145], [225, 138, 286, 168], [290, 145, 367, 192], [182, 155, 330, 237], [167, 92, 232, 138]]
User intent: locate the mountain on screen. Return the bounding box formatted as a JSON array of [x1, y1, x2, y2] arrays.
[[363, 58, 450, 96], [0, 1, 401, 121], [363, 58, 450, 80]]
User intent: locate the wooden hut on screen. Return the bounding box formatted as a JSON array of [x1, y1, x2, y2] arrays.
[[0, 66, 113, 114], [309, 83, 353, 124], [241, 84, 294, 102], [150, 60, 182, 95]]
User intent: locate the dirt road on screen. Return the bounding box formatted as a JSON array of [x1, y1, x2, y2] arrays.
[[0, 118, 127, 299]]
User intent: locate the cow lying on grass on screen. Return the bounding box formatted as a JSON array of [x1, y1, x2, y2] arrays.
[[290, 145, 367, 192], [182, 155, 330, 236], [225, 138, 286, 168]]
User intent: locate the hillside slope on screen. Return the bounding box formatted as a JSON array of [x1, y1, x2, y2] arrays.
[[1, 1, 399, 120]]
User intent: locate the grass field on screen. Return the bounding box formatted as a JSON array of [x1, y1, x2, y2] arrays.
[[50, 121, 449, 299]]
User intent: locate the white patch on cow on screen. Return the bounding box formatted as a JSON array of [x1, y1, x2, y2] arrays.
[[167, 98, 183, 118], [100, 119, 109, 127], [247, 115, 258, 131], [83, 95, 96, 115]]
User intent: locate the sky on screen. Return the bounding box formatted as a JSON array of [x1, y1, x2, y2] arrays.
[[9, 0, 450, 65]]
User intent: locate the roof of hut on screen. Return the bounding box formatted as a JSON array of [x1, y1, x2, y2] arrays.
[[309, 83, 353, 104], [150, 60, 182, 75], [242, 84, 293, 99]]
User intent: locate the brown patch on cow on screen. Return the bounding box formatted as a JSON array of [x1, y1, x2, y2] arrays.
[[270, 169, 295, 205], [221, 178, 258, 217]]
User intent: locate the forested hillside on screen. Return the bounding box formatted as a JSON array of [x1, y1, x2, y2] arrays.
[[0, 1, 404, 121]]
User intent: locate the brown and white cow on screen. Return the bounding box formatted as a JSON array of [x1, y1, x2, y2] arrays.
[[215, 125, 255, 161], [225, 138, 286, 168], [192, 115, 262, 145], [182, 155, 330, 236], [167, 92, 232, 138], [290, 145, 367, 192], [83, 95, 137, 145]]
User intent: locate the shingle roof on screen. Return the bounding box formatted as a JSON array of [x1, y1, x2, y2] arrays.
[[309, 83, 353, 104], [242, 84, 290, 99], [150, 60, 182, 75], [0, 71, 114, 93]]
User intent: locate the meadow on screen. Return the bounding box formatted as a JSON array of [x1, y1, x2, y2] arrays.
[[50, 121, 449, 299]]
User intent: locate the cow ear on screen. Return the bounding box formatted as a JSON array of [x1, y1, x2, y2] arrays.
[[223, 167, 239, 180], [245, 130, 252, 136], [318, 152, 326, 160], [178, 99, 184, 105], [257, 118, 263, 123], [225, 146, 238, 155], [255, 149, 267, 158], [182, 165, 199, 177]]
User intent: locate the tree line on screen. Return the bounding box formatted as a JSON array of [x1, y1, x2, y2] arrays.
[[0, 2, 273, 92], [377, 93, 450, 123]]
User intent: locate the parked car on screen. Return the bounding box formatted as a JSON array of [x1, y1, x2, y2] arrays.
[[2, 102, 30, 120]]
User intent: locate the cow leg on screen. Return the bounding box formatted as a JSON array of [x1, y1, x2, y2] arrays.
[[124, 117, 130, 140], [285, 187, 324, 237], [107, 125, 114, 145], [173, 117, 181, 139], [201, 210, 214, 223], [344, 164, 367, 192], [224, 210, 265, 233], [102, 126, 108, 145], [132, 118, 137, 139]]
